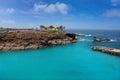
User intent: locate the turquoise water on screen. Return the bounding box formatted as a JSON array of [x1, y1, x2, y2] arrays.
[[0, 30, 120, 80]]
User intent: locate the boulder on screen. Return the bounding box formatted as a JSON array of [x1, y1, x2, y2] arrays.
[[57, 39, 62, 44], [0, 46, 3, 50], [2, 46, 11, 51], [51, 40, 57, 45], [11, 46, 25, 50], [25, 45, 39, 49]]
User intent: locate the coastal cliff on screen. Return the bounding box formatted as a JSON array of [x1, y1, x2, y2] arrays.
[[0, 29, 77, 51]]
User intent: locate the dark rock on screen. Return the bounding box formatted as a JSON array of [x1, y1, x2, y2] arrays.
[[66, 33, 76, 40], [93, 36, 110, 42]]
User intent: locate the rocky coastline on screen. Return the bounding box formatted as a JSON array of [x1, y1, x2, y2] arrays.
[[0, 29, 77, 51], [91, 46, 120, 56]]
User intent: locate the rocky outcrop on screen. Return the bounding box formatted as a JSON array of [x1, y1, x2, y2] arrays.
[[65, 33, 76, 40], [0, 29, 77, 51], [93, 36, 110, 42], [91, 46, 120, 56]]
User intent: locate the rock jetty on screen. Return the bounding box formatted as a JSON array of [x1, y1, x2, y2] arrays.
[[91, 46, 120, 56], [0, 28, 77, 51]]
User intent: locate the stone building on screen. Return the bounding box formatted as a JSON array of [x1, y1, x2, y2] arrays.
[[40, 25, 65, 31]]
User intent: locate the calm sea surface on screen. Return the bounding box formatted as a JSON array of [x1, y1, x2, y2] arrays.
[[0, 30, 120, 80]]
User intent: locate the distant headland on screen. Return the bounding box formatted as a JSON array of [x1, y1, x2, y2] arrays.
[[0, 25, 77, 51]]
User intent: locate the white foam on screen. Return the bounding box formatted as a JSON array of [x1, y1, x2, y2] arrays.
[[110, 39, 117, 42], [78, 38, 117, 42], [85, 34, 92, 37], [78, 39, 92, 41]]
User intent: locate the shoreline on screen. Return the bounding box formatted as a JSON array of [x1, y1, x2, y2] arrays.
[[0, 39, 77, 51], [0, 41, 77, 52]]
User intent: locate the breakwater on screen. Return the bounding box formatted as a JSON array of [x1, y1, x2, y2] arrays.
[[92, 46, 120, 56]]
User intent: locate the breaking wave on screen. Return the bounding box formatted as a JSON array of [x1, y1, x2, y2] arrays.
[[110, 39, 117, 42], [85, 34, 92, 37]]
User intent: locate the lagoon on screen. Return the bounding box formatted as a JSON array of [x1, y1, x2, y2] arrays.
[[0, 30, 120, 80]]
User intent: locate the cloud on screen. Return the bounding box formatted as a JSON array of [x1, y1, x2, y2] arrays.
[[33, 2, 68, 14], [102, 9, 120, 18], [111, 0, 120, 6], [34, 3, 47, 12], [1, 20, 15, 24], [0, 8, 15, 15], [6, 8, 15, 14]]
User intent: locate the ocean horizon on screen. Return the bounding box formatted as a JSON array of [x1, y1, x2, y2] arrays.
[[0, 29, 120, 80]]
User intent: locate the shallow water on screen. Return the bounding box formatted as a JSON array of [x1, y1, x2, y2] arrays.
[[0, 30, 120, 80]]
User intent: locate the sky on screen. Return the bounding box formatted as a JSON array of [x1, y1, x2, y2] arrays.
[[0, 0, 120, 30]]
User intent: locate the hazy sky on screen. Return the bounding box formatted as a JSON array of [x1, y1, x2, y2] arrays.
[[0, 0, 120, 30]]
